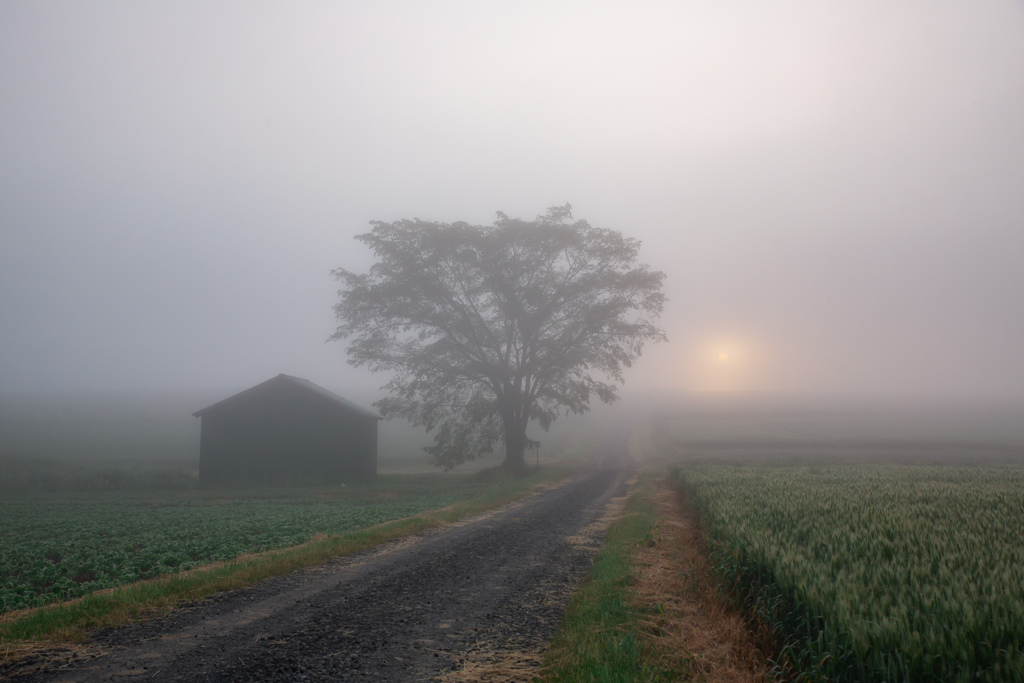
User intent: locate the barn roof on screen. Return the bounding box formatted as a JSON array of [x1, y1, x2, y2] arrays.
[[192, 374, 381, 419]]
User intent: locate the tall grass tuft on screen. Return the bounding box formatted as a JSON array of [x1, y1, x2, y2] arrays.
[[540, 475, 672, 682]]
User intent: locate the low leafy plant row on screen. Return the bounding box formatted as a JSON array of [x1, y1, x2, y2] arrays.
[[672, 463, 1024, 682], [0, 480, 477, 613], [1, 467, 570, 661], [0, 456, 197, 494]]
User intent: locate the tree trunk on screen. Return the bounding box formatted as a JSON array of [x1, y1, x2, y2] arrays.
[[502, 415, 529, 476]]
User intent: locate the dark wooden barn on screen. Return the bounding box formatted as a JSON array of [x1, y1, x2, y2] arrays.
[[193, 374, 379, 485]]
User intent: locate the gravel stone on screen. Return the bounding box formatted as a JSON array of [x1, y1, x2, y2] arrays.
[[7, 465, 631, 682]]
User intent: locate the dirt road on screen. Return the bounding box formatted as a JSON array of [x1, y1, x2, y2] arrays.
[[13, 464, 632, 682]]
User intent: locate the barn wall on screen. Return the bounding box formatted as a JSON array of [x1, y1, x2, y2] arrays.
[[198, 380, 377, 485]]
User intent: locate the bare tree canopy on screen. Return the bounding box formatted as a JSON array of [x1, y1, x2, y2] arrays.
[[331, 205, 666, 473]]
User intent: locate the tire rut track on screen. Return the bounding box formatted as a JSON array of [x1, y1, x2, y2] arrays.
[[12, 466, 632, 682]]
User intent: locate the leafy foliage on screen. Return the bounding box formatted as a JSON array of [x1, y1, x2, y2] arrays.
[[0, 479, 477, 614], [673, 463, 1024, 682], [332, 205, 665, 470]]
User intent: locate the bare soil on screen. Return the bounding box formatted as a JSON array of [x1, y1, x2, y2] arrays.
[[5, 466, 632, 682]]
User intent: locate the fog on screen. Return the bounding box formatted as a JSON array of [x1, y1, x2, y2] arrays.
[[3, 2, 1023, 414]]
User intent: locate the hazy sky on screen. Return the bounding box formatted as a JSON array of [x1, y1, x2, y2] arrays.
[[2, 1, 1023, 401]]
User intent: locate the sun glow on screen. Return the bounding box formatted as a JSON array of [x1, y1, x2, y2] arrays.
[[642, 329, 766, 393], [678, 336, 759, 391]]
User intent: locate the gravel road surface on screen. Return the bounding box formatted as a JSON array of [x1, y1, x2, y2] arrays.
[[9, 463, 633, 682]]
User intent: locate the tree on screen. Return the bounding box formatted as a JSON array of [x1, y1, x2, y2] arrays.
[[331, 205, 666, 474]]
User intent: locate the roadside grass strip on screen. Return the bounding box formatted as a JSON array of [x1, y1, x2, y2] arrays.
[[629, 473, 768, 681], [539, 472, 671, 682], [0, 466, 570, 663], [672, 463, 1024, 682]]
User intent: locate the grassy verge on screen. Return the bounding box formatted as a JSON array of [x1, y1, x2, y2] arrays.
[[538, 472, 670, 682], [0, 466, 570, 663]]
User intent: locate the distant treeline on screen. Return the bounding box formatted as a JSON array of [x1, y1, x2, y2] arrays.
[[0, 456, 198, 493], [0, 392, 204, 463]]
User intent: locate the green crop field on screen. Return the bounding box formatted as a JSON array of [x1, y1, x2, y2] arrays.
[[672, 462, 1024, 682], [0, 475, 485, 615]]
